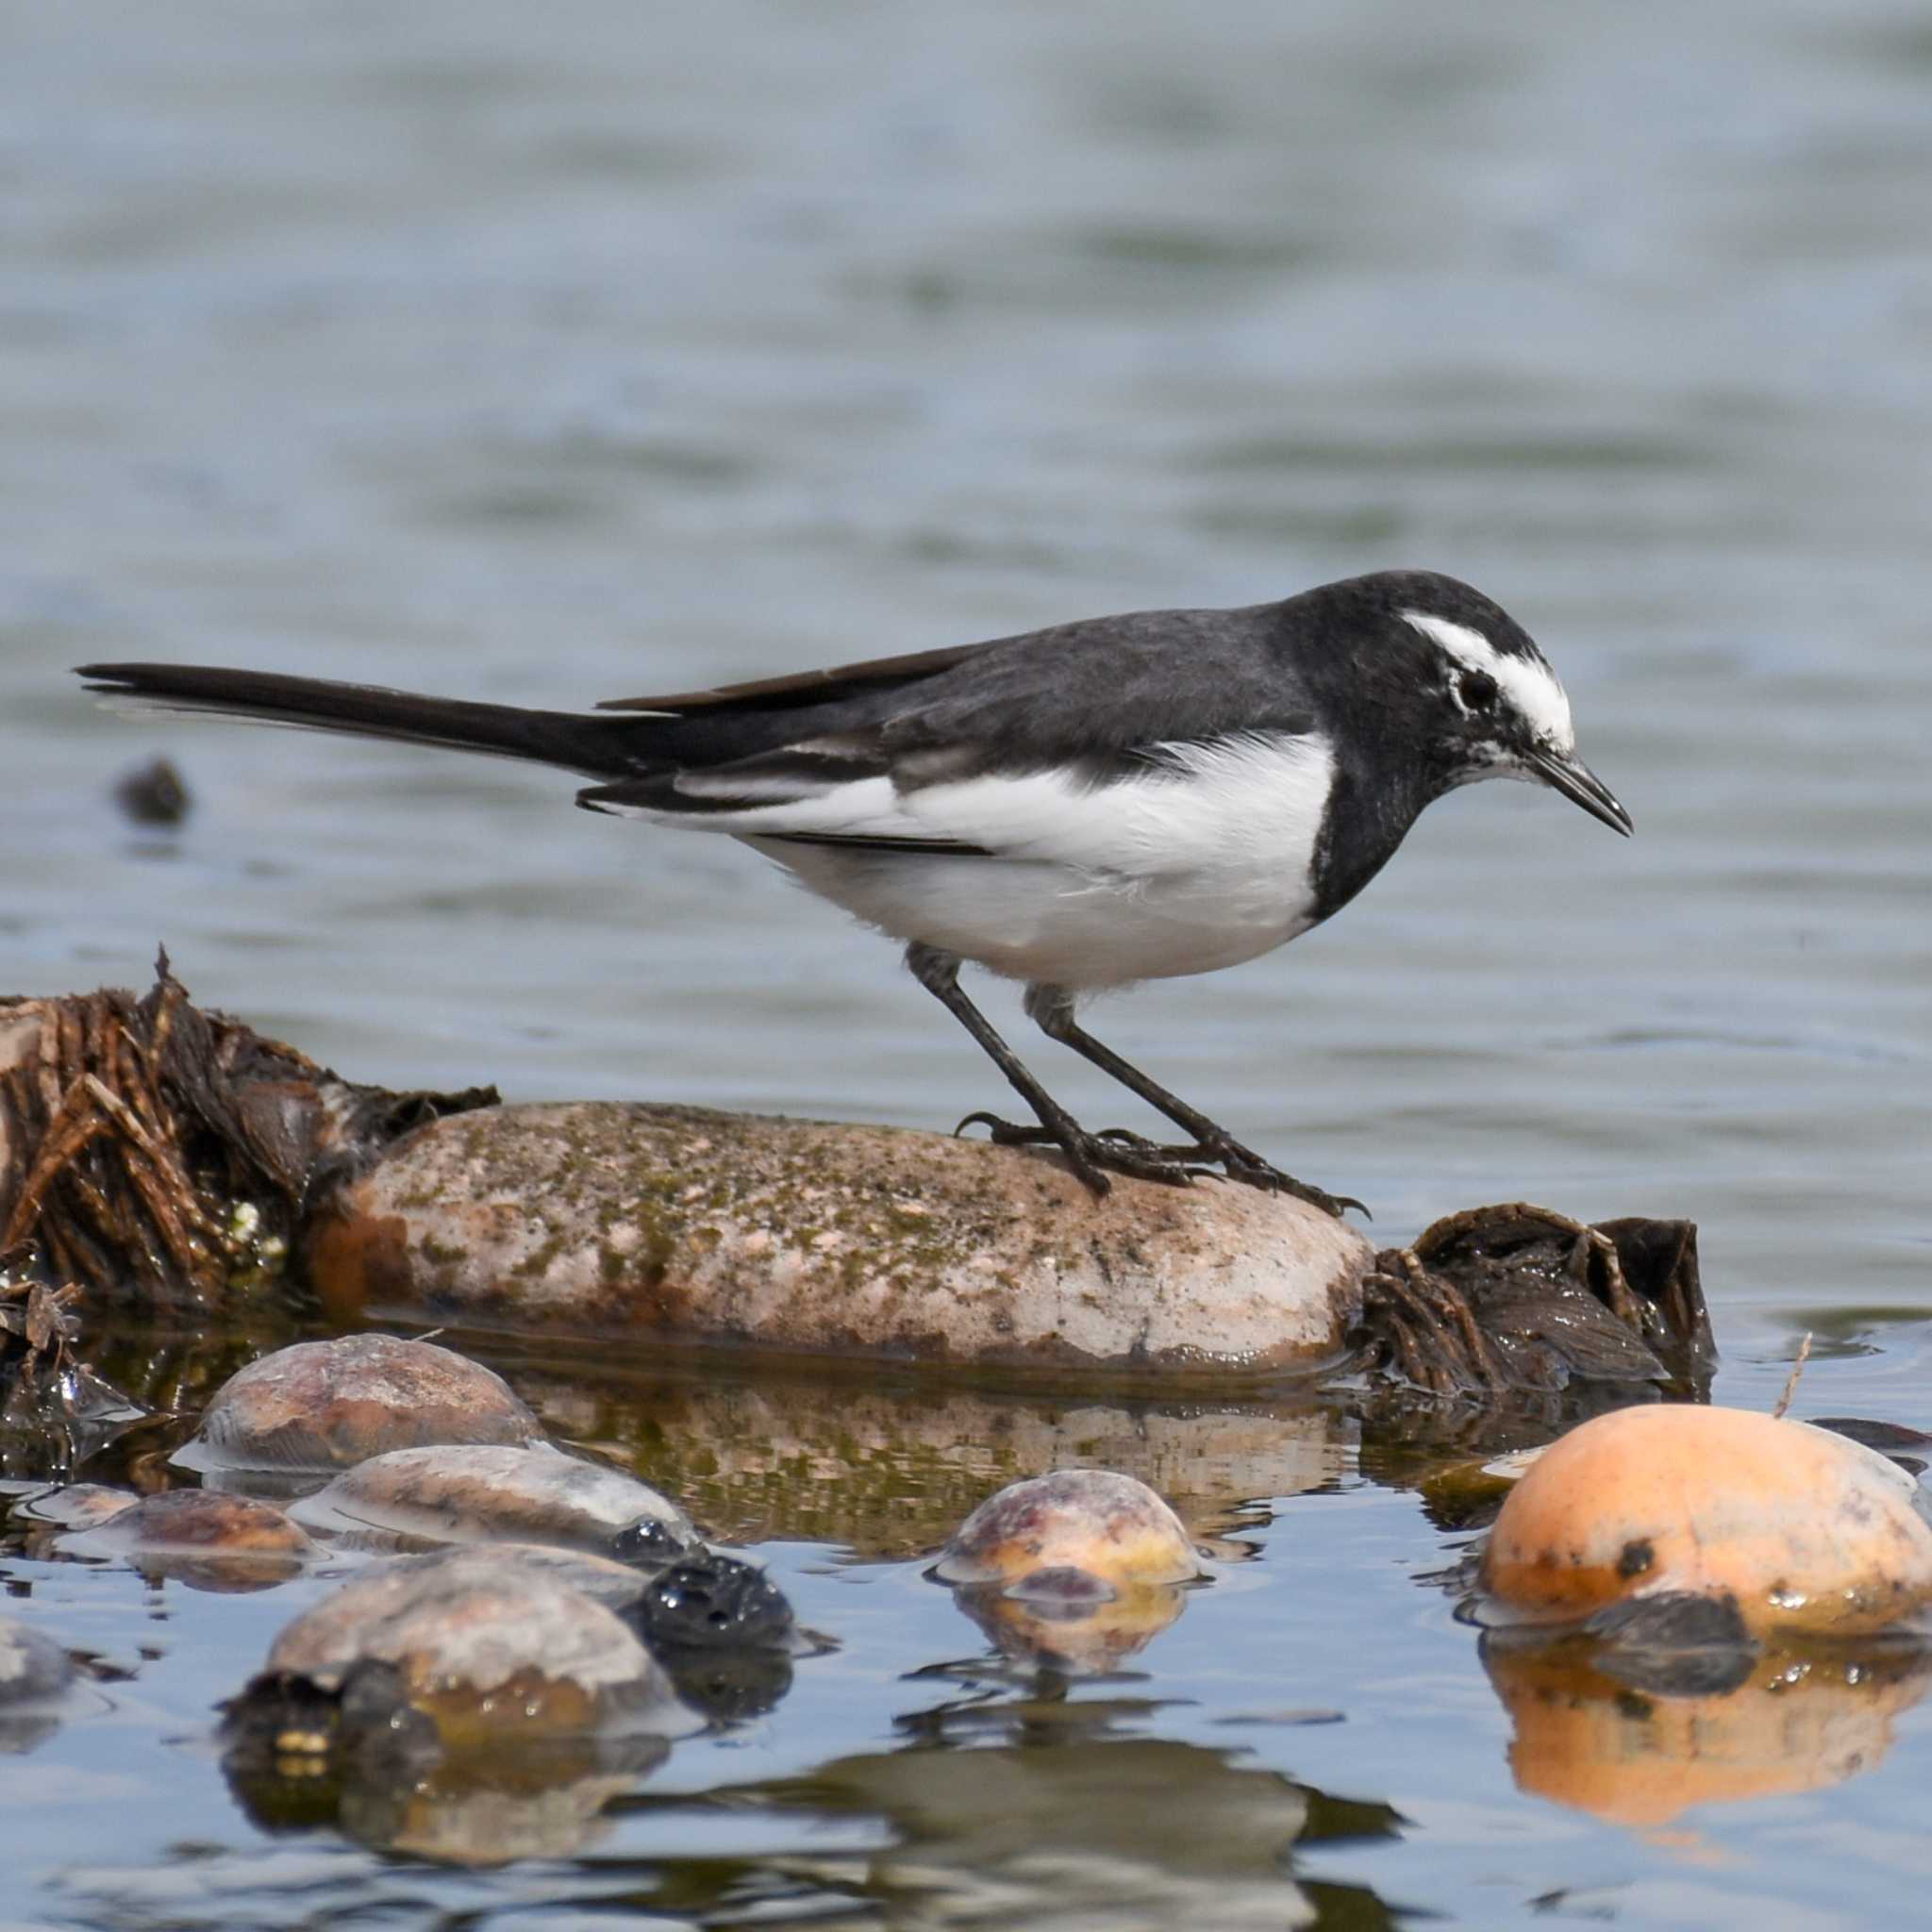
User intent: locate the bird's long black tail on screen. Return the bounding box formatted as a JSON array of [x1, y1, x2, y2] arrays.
[[76, 662, 646, 778]]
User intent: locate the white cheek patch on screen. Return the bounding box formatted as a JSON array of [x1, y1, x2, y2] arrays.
[[1401, 610, 1575, 753]]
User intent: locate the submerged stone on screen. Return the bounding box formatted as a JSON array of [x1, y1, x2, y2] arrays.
[[245, 1544, 687, 1753], [306, 1101, 1374, 1377], [434, 1543, 661, 1616], [175, 1334, 541, 1476], [55, 1488, 315, 1591], [287, 1442, 698, 1557], [1477, 1404, 1932, 1637], [11, 1483, 140, 1530], [57, 1488, 310, 1555], [630, 1551, 800, 1722], [634, 1551, 793, 1650], [934, 1471, 1200, 1589], [933, 1470, 1200, 1674]]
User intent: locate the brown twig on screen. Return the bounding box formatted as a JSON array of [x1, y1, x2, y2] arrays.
[[1771, 1333, 1812, 1422]]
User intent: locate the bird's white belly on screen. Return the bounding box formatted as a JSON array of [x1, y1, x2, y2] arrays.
[[745, 838, 1317, 988], [619, 731, 1338, 989]]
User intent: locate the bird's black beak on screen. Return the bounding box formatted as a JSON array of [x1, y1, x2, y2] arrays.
[[1525, 747, 1633, 836]]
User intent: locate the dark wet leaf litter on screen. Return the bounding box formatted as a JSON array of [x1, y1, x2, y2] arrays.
[[6, 0, 1932, 1925]]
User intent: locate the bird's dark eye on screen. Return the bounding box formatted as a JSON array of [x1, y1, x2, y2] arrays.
[[1456, 669, 1499, 713]]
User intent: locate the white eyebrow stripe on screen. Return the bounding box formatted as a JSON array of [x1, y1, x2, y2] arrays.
[[1401, 609, 1575, 752]]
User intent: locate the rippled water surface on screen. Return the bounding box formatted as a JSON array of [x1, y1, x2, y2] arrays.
[[4, 1, 1931, 1924]]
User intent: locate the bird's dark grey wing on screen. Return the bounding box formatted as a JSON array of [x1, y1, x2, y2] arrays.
[[577, 602, 1322, 854], [593, 639, 987, 716], [872, 603, 1313, 775], [594, 601, 1307, 770]]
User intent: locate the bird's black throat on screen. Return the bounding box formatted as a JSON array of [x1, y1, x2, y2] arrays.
[[1308, 753, 1436, 924]]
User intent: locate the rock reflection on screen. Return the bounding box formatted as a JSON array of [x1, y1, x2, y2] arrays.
[[1485, 1635, 1932, 1826], [641, 1707, 1402, 1930], [226, 1733, 668, 1866], [947, 1573, 1191, 1675], [488, 1351, 1353, 1556], [0, 1614, 73, 1757]]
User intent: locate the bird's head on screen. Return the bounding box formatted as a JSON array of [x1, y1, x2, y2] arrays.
[[1323, 571, 1632, 836]]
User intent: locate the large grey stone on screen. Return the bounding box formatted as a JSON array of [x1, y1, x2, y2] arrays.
[[308, 1101, 1375, 1378]]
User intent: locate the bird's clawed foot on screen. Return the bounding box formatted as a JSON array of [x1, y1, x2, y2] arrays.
[[953, 1112, 1204, 1195], [952, 1112, 1364, 1215], [1171, 1133, 1369, 1221]]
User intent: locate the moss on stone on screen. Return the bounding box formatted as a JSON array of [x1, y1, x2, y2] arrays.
[[329, 1097, 1369, 1379]]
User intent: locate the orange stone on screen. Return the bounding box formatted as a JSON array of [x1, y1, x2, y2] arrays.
[[1480, 1405, 1932, 1635]]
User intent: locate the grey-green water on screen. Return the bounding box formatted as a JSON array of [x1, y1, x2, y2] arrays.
[[4, 2, 1931, 1924]]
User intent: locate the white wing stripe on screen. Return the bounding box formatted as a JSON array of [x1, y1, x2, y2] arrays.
[[613, 730, 1338, 884]]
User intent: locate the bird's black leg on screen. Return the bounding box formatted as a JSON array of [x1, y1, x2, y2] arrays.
[[1021, 985, 1365, 1219], [905, 944, 1200, 1196]]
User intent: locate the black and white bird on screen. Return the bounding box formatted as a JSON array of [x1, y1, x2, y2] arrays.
[[79, 569, 1629, 1217]]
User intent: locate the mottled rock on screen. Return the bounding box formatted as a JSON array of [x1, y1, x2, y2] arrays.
[[56, 1488, 314, 1591], [175, 1334, 541, 1475], [428, 1543, 658, 1616], [254, 1544, 687, 1749], [57, 1487, 310, 1556], [308, 1102, 1374, 1376], [222, 1545, 683, 1850], [935, 1471, 1200, 1588], [265, 1547, 642, 1694], [288, 1442, 696, 1558], [933, 1470, 1200, 1674]]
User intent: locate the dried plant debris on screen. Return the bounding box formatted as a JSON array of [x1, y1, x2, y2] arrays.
[[1355, 1204, 1714, 1401], [0, 951, 495, 1307], [0, 1243, 147, 1472]]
